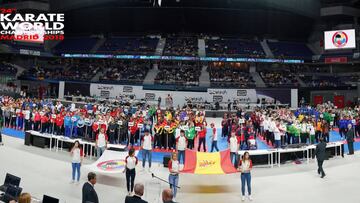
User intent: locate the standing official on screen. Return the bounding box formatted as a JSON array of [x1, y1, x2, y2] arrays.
[[82, 172, 99, 203], [315, 137, 327, 178], [346, 123, 355, 155]]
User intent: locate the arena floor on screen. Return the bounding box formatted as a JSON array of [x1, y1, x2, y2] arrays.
[[1, 134, 360, 203]]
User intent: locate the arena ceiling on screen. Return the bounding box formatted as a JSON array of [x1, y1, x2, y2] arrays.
[[49, 0, 320, 40]]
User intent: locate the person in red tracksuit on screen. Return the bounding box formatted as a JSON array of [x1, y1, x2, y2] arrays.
[[197, 126, 207, 152], [129, 117, 138, 146], [33, 111, 41, 131], [49, 113, 56, 134], [16, 109, 24, 130], [55, 113, 64, 135], [92, 120, 99, 140], [40, 113, 49, 133]]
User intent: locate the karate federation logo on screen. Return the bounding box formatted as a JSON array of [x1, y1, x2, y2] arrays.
[[97, 159, 125, 171], [332, 31, 348, 48]]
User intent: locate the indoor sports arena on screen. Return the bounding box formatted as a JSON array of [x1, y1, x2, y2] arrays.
[[0, 0, 360, 203]]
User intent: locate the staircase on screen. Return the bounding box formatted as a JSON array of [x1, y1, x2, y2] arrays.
[[90, 38, 106, 53], [295, 75, 306, 87], [155, 38, 166, 56], [249, 64, 266, 87], [143, 64, 159, 85], [260, 40, 274, 58], [8, 63, 26, 78], [198, 39, 206, 57], [91, 70, 104, 82], [198, 65, 210, 87]]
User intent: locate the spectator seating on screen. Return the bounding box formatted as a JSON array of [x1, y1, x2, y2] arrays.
[[154, 61, 201, 86], [163, 36, 198, 56], [0, 62, 17, 76], [208, 62, 255, 88], [259, 65, 299, 87], [54, 37, 98, 54], [299, 75, 350, 87], [205, 38, 265, 57], [267, 41, 313, 59], [97, 37, 158, 55]]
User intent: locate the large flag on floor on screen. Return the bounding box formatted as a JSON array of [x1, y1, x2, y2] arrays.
[[182, 149, 237, 175], [84, 150, 138, 174]]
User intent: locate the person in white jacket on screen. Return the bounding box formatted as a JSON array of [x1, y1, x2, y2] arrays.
[[273, 120, 281, 148]]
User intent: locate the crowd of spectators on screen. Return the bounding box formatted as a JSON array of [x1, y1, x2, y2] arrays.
[[267, 41, 313, 59], [54, 37, 99, 54], [154, 61, 201, 86], [163, 35, 198, 56], [208, 62, 255, 88], [22, 58, 101, 81], [299, 75, 349, 88], [0, 61, 17, 76], [99, 60, 151, 84], [260, 69, 299, 87], [97, 36, 159, 55], [205, 38, 265, 57]]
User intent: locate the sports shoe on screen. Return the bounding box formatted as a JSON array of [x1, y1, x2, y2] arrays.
[[75, 181, 80, 185], [241, 196, 245, 201], [70, 180, 74, 184], [248, 195, 253, 201]]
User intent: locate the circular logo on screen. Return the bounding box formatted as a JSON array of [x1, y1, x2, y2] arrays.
[[96, 159, 125, 171], [332, 31, 348, 48]]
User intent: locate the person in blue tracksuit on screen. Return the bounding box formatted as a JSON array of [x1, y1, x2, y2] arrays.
[[71, 114, 80, 137], [64, 113, 72, 137], [77, 116, 85, 138], [338, 118, 347, 139]]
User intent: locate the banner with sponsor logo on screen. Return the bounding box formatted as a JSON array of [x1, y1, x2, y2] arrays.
[[207, 89, 291, 104], [325, 57, 348, 64], [88, 84, 293, 107], [90, 83, 141, 98]]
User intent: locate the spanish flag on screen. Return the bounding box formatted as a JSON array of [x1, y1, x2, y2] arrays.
[[182, 149, 237, 175]]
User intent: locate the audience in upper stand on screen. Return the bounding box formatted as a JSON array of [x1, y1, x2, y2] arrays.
[[22, 58, 101, 81], [208, 62, 255, 88], [163, 35, 198, 56], [205, 38, 265, 57], [267, 41, 313, 59], [154, 61, 201, 86], [54, 37, 99, 54], [99, 60, 150, 84], [97, 36, 159, 55], [259, 65, 299, 87], [299, 75, 349, 88], [0, 61, 17, 76]]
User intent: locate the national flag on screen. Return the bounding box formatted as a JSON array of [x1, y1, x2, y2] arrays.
[[182, 149, 237, 175]]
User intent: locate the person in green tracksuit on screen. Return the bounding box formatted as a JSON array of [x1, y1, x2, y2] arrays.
[[322, 112, 333, 126], [185, 123, 196, 150], [286, 123, 296, 145], [293, 122, 301, 144]]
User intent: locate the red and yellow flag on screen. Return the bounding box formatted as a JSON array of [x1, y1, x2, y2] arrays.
[[182, 149, 237, 175]]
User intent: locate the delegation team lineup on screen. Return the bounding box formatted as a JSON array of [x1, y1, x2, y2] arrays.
[[0, 95, 358, 202]]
